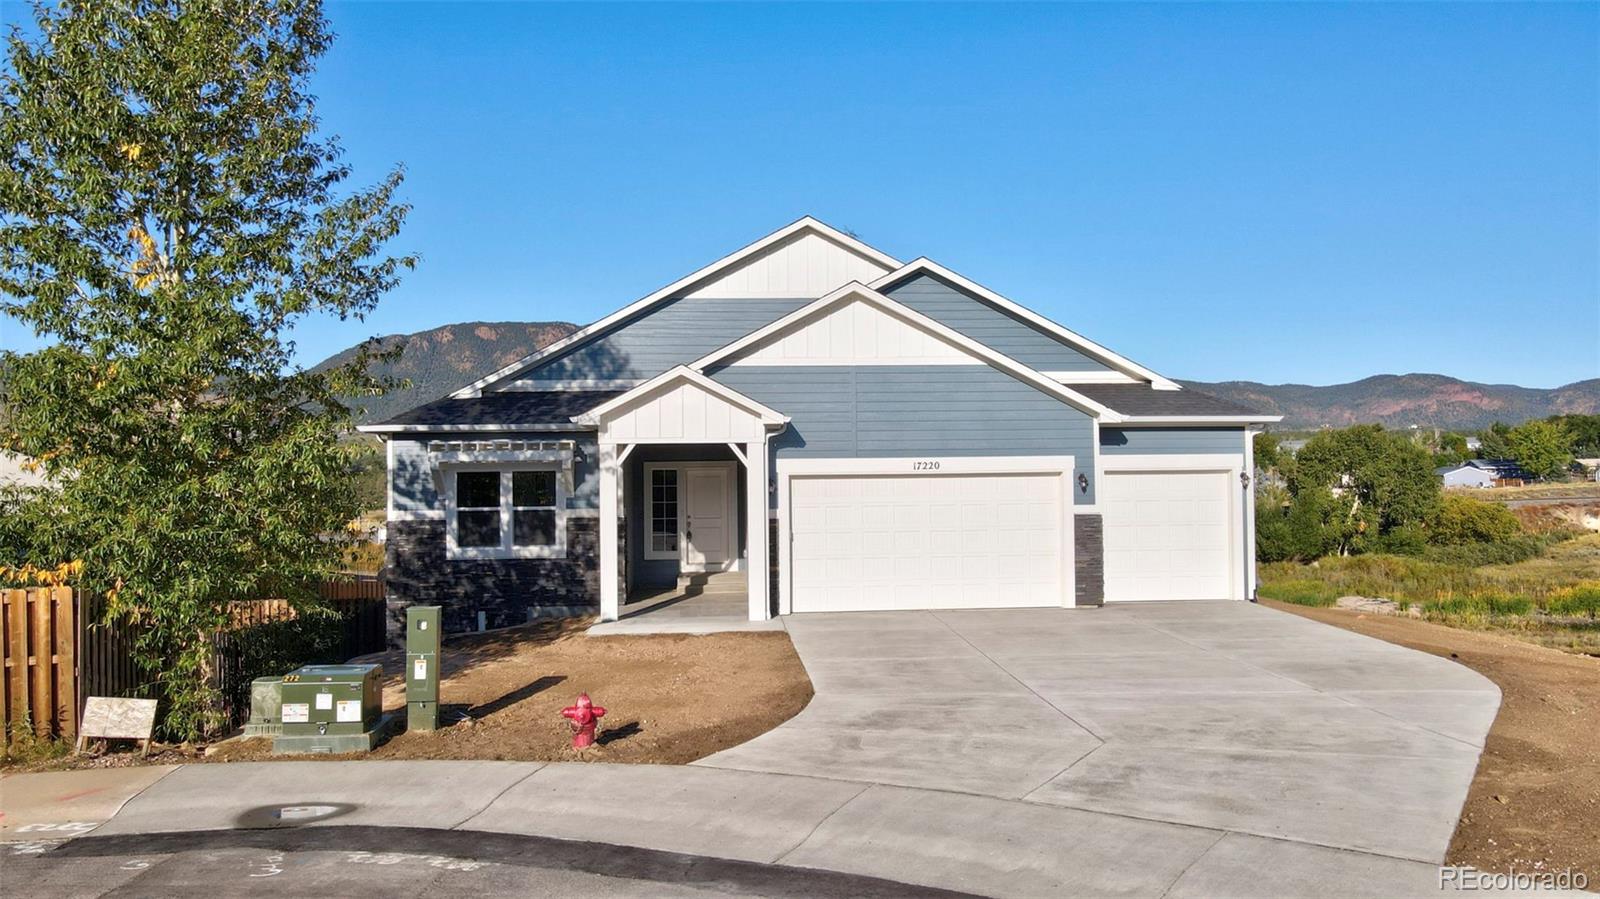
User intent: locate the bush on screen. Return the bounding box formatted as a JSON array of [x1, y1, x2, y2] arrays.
[[1430, 495, 1522, 546], [1256, 486, 1343, 563], [1547, 584, 1600, 619], [1424, 595, 1535, 618], [1420, 535, 1550, 567], [1257, 579, 1339, 607]]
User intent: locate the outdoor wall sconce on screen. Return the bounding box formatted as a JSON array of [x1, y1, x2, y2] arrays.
[[1076, 473, 1089, 494], [1240, 471, 1252, 488]]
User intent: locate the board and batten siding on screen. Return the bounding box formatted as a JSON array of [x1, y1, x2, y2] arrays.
[[511, 297, 811, 383], [1099, 427, 1246, 456], [389, 431, 601, 514], [710, 365, 1098, 504], [882, 273, 1113, 373]]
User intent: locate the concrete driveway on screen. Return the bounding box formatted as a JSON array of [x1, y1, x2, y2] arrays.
[[699, 601, 1500, 865]]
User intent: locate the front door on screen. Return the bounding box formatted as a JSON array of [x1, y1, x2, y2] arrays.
[[683, 466, 733, 571]]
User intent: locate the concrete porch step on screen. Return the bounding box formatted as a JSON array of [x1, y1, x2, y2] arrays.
[[677, 570, 750, 594]]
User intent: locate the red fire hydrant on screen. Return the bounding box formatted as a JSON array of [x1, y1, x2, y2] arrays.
[[561, 693, 606, 749]]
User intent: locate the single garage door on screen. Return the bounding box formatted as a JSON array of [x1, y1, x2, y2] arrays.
[[1101, 470, 1234, 601], [789, 472, 1063, 612]]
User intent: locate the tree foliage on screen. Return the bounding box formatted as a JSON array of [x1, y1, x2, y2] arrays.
[[1503, 419, 1573, 480], [0, 0, 413, 739], [1284, 425, 1441, 556]]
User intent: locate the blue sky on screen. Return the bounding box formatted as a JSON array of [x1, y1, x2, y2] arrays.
[[3, 2, 1596, 387]]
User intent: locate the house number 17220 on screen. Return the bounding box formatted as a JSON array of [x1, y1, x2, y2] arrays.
[[912, 461, 941, 471]]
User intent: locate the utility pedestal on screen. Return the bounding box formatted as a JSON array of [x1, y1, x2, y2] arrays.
[[406, 606, 441, 731]]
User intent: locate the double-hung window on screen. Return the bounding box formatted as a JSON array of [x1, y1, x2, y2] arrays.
[[447, 466, 565, 559]]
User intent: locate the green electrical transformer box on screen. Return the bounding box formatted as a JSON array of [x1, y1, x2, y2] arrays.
[[406, 606, 441, 731], [279, 664, 383, 737]]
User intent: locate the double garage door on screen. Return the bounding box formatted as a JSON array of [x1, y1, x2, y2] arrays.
[[788, 470, 1065, 613], [784, 462, 1239, 612]]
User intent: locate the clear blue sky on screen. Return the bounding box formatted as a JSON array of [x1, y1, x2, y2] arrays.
[[3, 2, 1596, 387]]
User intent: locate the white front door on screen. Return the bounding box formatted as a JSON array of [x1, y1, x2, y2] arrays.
[[683, 465, 734, 571]]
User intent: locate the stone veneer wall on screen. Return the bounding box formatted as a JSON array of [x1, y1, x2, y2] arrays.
[[385, 516, 601, 635], [1074, 514, 1104, 607]]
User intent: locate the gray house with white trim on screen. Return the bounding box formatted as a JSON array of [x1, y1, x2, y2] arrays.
[[361, 218, 1279, 632]]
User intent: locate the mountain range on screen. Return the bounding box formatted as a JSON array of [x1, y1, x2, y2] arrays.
[[318, 321, 1599, 432]]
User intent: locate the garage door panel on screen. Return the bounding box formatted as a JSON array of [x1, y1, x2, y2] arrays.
[[790, 471, 1064, 613], [1102, 470, 1234, 602]]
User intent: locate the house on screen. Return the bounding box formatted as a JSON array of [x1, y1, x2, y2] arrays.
[[1436, 463, 1495, 489], [360, 218, 1280, 631], [1465, 458, 1531, 488]]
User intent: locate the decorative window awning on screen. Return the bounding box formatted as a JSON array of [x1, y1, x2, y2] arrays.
[[427, 440, 578, 496], [427, 439, 576, 465]]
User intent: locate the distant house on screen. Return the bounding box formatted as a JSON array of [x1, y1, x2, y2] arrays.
[[1436, 463, 1493, 489], [0, 452, 49, 489], [1438, 459, 1530, 489]]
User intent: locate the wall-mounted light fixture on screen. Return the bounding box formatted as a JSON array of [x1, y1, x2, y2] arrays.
[[1240, 471, 1251, 489], [1076, 473, 1089, 494]]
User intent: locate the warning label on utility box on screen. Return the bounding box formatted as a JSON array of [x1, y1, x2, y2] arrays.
[[413, 659, 427, 681], [282, 703, 309, 723], [336, 700, 362, 723], [315, 692, 333, 710]]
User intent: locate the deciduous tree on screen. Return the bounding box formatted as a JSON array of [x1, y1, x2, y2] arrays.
[[0, 0, 413, 738]]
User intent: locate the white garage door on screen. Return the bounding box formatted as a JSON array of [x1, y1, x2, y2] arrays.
[[1102, 470, 1235, 601], [789, 473, 1063, 612]]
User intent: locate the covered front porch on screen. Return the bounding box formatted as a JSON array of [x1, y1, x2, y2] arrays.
[[576, 367, 788, 625]]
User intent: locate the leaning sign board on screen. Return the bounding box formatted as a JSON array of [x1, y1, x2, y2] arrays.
[[77, 697, 158, 756]]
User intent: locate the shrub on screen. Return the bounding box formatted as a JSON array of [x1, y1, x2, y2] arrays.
[[1421, 535, 1549, 567], [1257, 579, 1339, 607], [1424, 595, 1534, 617], [1547, 584, 1600, 619], [1430, 495, 1522, 546]]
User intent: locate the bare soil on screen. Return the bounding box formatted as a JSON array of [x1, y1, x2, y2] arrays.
[[1266, 600, 1600, 879], [15, 619, 814, 771]]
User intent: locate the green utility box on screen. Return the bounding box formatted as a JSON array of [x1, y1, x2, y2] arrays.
[[243, 676, 284, 738], [279, 664, 383, 737], [406, 606, 441, 732]]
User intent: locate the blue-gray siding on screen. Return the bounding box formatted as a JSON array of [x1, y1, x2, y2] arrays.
[[389, 431, 600, 514], [1099, 427, 1246, 456], [710, 365, 1097, 504], [882, 273, 1112, 373], [512, 297, 811, 383]]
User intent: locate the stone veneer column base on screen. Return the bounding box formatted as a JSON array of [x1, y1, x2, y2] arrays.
[[1074, 514, 1105, 607]]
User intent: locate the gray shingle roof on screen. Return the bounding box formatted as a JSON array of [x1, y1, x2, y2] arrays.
[[370, 391, 623, 428], [1074, 384, 1268, 417]]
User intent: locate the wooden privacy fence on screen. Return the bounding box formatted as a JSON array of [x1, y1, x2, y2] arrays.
[[3, 576, 386, 743], [2, 587, 76, 742]]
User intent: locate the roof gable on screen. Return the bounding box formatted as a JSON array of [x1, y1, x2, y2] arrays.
[[871, 259, 1180, 390], [692, 283, 1121, 420], [453, 217, 901, 398]]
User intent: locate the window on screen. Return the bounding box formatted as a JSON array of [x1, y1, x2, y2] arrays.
[[447, 466, 565, 559], [646, 468, 679, 559]]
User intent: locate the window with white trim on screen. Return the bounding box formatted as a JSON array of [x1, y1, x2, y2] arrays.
[[646, 467, 679, 559], [446, 466, 566, 560]]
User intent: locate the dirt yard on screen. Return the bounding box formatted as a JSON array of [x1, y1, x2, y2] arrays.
[[1267, 600, 1600, 879], [19, 619, 814, 771]]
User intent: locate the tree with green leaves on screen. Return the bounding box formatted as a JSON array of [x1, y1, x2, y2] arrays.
[[1504, 419, 1572, 480], [0, 0, 413, 739], [1287, 425, 1440, 556]]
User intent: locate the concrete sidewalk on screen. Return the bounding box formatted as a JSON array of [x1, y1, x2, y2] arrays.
[[1, 759, 1539, 898]]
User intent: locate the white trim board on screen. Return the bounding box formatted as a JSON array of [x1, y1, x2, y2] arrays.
[[871, 258, 1181, 391], [358, 423, 596, 434], [689, 283, 1123, 421], [452, 217, 903, 399]]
